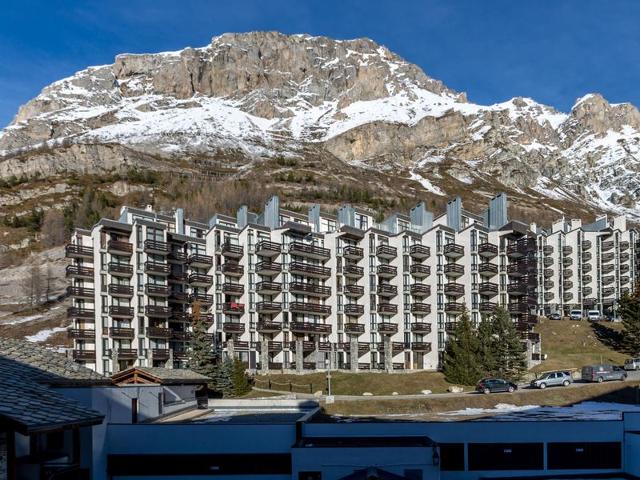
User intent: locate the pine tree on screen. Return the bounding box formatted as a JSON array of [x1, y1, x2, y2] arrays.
[[620, 284, 640, 354], [477, 316, 497, 376], [490, 307, 527, 381], [188, 301, 217, 387], [443, 309, 483, 385], [231, 359, 252, 396]]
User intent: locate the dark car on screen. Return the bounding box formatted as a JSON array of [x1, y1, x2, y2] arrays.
[[476, 378, 518, 394], [548, 312, 562, 320]]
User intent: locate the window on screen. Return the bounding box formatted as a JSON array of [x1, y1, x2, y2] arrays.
[[440, 444, 465, 471], [468, 443, 543, 471]]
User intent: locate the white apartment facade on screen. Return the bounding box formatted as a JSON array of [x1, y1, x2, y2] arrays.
[[66, 194, 636, 375]]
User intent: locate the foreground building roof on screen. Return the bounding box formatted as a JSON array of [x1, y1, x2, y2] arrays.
[[111, 366, 211, 385]]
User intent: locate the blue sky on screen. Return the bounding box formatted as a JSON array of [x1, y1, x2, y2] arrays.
[[1, 1, 639, 127]]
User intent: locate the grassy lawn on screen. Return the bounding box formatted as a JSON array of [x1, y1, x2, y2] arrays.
[[533, 318, 627, 372]]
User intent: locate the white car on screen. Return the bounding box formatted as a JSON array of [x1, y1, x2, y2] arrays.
[[625, 358, 640, 371], [569, 310, 583, 321], [587, 310, 601, 321]]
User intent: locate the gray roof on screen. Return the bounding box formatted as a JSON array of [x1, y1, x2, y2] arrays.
[[0, 338, 106, 433], [112, 366, 211, 385]]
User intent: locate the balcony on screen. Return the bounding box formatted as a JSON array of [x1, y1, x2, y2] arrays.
[[444, 283, 465, 298], [411, 342, 432, 352], [583, 286, 593, 296], [410, 303, 431, 315], [508, 303, 530, 314], [171, 331, 191, 341], [342, 264, 364, 279], [583, 297, 597, 306], [602, 287, 615, 296], [256, 321, 282, 333], [544, 280, 554, 290], [602, 264, 614, 274], [67, 328, 95, 340], [343, 245, 364, 260], [67, 286, 95, 299], [543, 245, 554, 255], [444, 302, 465, 314], [109, 327, 135, 339], [344, 304, 365, 316], [67, 307, 95, 319], [543, 257, 553, 267], [339, 342, 369, 354], [507, 283, 528, 295], [562, 246, 573, 256], [221, 241, 244, 258], [109, 306, 134, 318], [411, 322, 432, 334], [169, 291, 189, 303], [222, 322, 245, 334], [143, 284, 168, 297], [601, 252, 614, 262], [478, 242, 498, 258], [109, 284, 134, 297], [66, 265, 94, 279], [188, 273, 213, 286], [377, 322, 398, 334], [582, 240, 592, 250], [188, 253, 213, 267], [409, 244, 431, 259], [507, 261, 536, 277], [410, 264, 431, 278], [564, 269, 574, 278], [290, 302, 331, 316], [72, 350, 96, 361], [107, 240, 133, 256], [444, 322, 457, 333], [545, 292, 555, 301], [65, 244, 93, 259], [223, 282, 246, 295], [168, 271, 187, 283], [376, 264, 397, 278], [377, 283, 398, 297], [478, 282, 499, 296], [620, 241, 630, 251], [289, 241, 331, 260], [377, 303, 398, 315], [168, 250, 188, 263], [344, 323, 365, 334], [562, 257, 573, 267], [144, 240, 169, 255], [444, 263, 464, 278], [147, 327, 172, 338], [112, 349, 138, 359], [289, 321, 332, 334], [190, 293, 213, 306], [602, 275, 615, 285], [255, 281, 280, 295], [376, 245, 398, 259], [344, 284, 365, 297], [410, 283, 431, 298], [543, 268, 554, 278], [621, 253, 630, 262], [289, 261, 331, 279], [601, 240, 614, 252], [289, 282, 331, 298], [222, 302, 245, 315], [145, 305, 171, 317], [108, 262, 133, 277], [478, 263, 498, 277], [582, 252, 593, 262], [256, 301, 282, 314], [151, 348, 170, 360], [256, 260, 282, 275], [443, 243, 464, 259], [254, 341, 283, 352], [255, 240, 281, 257], [563, 292, 574, 302], [479, 302, 497, 313]]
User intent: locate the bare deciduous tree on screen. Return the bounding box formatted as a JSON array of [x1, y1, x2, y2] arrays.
[[41, 209, 67, 247], [20, 263, 44, 311]]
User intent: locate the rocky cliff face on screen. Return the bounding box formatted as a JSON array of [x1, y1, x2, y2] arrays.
[[2, 31, 640, 218]]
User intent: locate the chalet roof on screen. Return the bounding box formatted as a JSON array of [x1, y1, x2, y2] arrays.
[[111, 366, 211, 385]]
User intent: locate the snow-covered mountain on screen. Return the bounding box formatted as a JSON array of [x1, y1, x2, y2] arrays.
[[2, 31, 640, 218]]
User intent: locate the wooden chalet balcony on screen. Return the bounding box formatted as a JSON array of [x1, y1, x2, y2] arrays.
[[410, 303, 431, 315], [410, 264, 431, 278], [111, 349, 138, 359], [171, 331, 191, 341], [107, 240, 133, 255], [147, 327, 172, 338], [289, 241, 331, 260], [256, 321, 282, 333], [621, 253, 630, 262], [344, 284, 365, 297], [342, 264, 364, 278], [290, 321, 332, 334], [221, 241, 244, 258], [507, 239, 535, 258], [338, 342, 369, 354], [173, 351, 190, 361], [376, 264, 397, 277], [255, 281, 280, 294], [290, 302, 331, 316], [411, 322, 432, 334], [344, 322, 365, 334], [562, 257, 573, 267], [107, 262, 133, 276], [478, 242, 498, 258], [602, 275, 615, 285], [543, 257, 554, 267], [564, 269, 574, 278], [108, 284, 134, 297], [68, 329, 95, 340], [602, 264, 615, 274], [544, 280, 554, 290], [343, 245, 364, 260], [479, 302, 497, 313], [167, 250, 188, 263], [507, 283, 528, 295], [109, 327, 135, 339], [255, 240, 281, 257], [563, 280, 574, 289], [188, 273, 213, 286], [543, 268, 554, 278], [65, 244, 93, 258], [144, 305, 171, 317], [478, 263, 498, 277], [289, 261, 331, 279], [67, 307, 95, 319], [444, 263, 464, 277], [256, 301, 282, 314], [144, 262, 170, 275], [411, 342, 432, 352], [377, 283, 398, 297], [168, 271, 188, 283], [72, 350, 96, 361], [409, 244, 431, 259], [377, 303, 398, 314], [190, 293, 213, 305], [255, 260, 282, 275], [222, 322, 245, 334], [169, 291, 189, 303], [444, 322, 457, 332], [188, 253, 213, 267], [410, 283, 431, 298], [582, 240, 592, 250], [344, 304, 364, 316], [601, 240, 614, 252], [582, 252, 593, 262], [444, 302, 465, 314], [563, 292, 574, 302], [151, 349, 170, 359], [144, 240, 170, 255], [66, 265, 94, 278], [289, 282, 331, 297], [443, 243, 464, 258], [444, 283, 465, 297], [67, 286, 95, 299], [222, 282, 245, 295], [145, 284, 169, 296], [478, 282, 498, 296], [377, 322, 398, 334], [376, 245, 397, 259], [222, 302, 245, 315]]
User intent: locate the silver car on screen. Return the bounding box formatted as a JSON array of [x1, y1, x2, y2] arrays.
[[530, 371, 573, 389]]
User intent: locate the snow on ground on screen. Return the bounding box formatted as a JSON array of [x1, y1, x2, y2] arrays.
[[409, 170, 445, 196], [25, 326, 67, 343], [1, 314, 43, 325]]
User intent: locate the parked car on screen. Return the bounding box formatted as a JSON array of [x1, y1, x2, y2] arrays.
[[548, 312, 562, 320], [530, 371, 572, 389], [476, 378, 518, 394], [624, 358, 640, 371], [581, 364, 627, 383], [587, 310, 601, 321], [569, 310, 583, 321]]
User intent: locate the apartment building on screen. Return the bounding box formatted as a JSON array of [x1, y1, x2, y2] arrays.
[[66, 194, 636, 375]]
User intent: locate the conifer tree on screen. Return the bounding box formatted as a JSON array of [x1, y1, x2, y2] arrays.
[[188, 301, 217, 384], [620, 284, 640, 354], [443, 309, 483, 385], [490, 307, 527, 381], [477, 315, 497, 376]]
